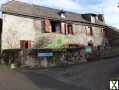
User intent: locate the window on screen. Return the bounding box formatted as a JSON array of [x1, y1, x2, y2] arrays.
[[45, 17, 61, 33], [67, 24, 73, 35], [61, 23, 73, 35], [98, 15, 104, 22], [91, 16, 96, 23], [20, 40, 32, 49], [90, 27, 93, 35], [73, 24, 84, 34], [44, 19, 73, 35], [51, 21, 61, 33], [45, 17, 52, 33], [86, 26, 93, 36]]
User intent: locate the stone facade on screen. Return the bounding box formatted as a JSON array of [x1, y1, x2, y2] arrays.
[[2, 14, 104, 49], [2, 14, 41, 49]]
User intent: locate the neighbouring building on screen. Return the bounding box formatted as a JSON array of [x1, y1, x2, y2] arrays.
[[104, 26, 119, 47], [1, 1, 108, 50]]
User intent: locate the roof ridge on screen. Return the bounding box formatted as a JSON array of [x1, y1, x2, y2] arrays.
[[2, 0, 83, 16], [1, 0, 106, 27]]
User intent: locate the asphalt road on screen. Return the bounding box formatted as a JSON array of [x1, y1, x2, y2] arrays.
[[0, 57, 119, 90]]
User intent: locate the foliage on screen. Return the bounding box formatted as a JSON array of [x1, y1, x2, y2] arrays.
[[47, 36, 66, 49], [34, 35, 51, 48]]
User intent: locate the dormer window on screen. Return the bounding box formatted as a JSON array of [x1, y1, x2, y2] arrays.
[[98, 14, 104, 22], [91, 16, 96, 23]]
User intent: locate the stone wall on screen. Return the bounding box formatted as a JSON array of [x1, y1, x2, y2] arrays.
[[2, 48, 87, 68], [2, 14, 42, 49], [2, 14, 104, 49]]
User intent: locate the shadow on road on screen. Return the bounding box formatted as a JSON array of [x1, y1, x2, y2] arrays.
[[22, 70, 90, 90], [20, 57, 119, 90]]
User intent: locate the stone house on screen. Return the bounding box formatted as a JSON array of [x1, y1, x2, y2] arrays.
[[1, 1, 107, 50], [104, 26, 119, 47]]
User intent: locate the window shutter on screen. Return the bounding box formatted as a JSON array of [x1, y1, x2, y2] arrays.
[[28, 41, 32, 48], [61, 22, 69, 34], [61, 22, 65, 34], [45, 17, 52, 33], [65, 23, 68, 34], [20, 40, 32, 49], [20, 40, 24, 48], [90, 27, 93, 36]]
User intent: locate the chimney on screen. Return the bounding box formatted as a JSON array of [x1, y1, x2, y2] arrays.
[[98, 14, 105, 22]]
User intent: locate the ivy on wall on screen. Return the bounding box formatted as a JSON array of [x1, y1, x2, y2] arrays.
[[47, 36, 66, 48]]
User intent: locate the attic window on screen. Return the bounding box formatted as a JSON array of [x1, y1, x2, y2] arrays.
[[98, 15, 104, 22], [91, 16, 96, 23]]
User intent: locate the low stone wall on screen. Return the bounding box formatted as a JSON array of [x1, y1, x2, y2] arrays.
[[3, 46, 118, 68], [1, 48, 87, 68], [99, 47, 119, 59]]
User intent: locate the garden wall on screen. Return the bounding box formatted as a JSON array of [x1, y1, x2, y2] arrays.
[[1, 48, 87, 68]]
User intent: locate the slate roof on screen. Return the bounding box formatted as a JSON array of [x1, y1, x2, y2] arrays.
[[107, 26, 119, 32], [1, 1, 106, 26]]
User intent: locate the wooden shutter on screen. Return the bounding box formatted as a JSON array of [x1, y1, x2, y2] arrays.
[[61, 22, 65, 34], [20, 40, 32, 49], [90, 27, 93, 36], [20, 40, 26, 49], [28, 41, 32, 48], [45, 17, 52, 33], [65, 23, 68, 34], [61, 22, 69, 34]]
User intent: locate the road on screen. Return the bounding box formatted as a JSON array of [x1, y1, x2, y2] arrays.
[[0, 57, 119, 90]]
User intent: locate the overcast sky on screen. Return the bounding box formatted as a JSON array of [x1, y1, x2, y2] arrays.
[[0, 0, 119, 28]]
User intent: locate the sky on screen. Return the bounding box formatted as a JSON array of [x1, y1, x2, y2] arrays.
[[0, 0, 119, 28]]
